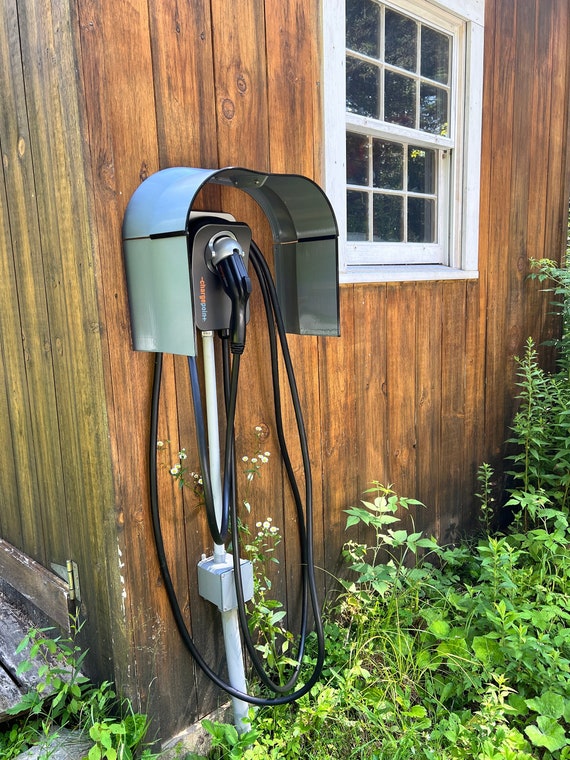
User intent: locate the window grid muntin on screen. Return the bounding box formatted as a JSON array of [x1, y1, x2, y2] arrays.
[[345, 1, 454, 261], [346, 2, 453, 137], [346, 130, 438, 243]]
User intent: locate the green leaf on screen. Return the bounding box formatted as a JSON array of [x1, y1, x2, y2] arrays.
[[525, 717, 568, 752], [428, 619, 450, 639], [526, 691, 566, 720], [472, 635, 503, 666]]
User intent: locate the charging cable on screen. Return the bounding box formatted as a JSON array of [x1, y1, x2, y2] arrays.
[[148, 239, 325, 706]]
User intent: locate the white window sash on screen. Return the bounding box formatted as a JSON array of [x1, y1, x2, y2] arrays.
[[323, 0, 484, 282]]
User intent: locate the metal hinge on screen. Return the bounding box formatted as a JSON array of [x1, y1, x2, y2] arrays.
[[51, 560, 81, 602]]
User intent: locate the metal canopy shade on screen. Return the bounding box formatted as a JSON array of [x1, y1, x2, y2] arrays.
[[123, 167, 339, 355]]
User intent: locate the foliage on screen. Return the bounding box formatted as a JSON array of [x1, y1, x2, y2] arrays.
[[198, 470, 570, 759], [166, 425, 299, 689], [0, 620, 157, 759]]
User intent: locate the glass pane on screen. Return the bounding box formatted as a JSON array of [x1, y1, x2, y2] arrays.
[[347, 190, 369, 240], [384, 71, 416, 127], [408, 147, 435, 194], [347, 133, 369, 185], [408, 197, 435, 242], [421, 26, 450, 84], [346, 0, 380, 57], [419, 84, 448, 135], [385, 9, 417, 72], [373, 194, 403, 241], [373, 139, 403, 190], [346, 56, 380, 118]]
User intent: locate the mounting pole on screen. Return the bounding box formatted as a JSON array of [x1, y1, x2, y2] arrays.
[[200, 331, 250, 732]]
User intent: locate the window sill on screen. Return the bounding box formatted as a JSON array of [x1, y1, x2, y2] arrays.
[[339, 265, 479, 284]]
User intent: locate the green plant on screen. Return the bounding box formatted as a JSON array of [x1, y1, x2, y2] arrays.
[[507, 337, 570, 506], [202, 718, 260, 759], [167, 425, 299, 689], [197, 467, 570, 759], [0, 621, 157, 759], [476, 462, 498, 532]]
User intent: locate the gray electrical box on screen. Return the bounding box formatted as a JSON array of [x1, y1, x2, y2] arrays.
[[122, 166, 339, 356], [197, 554, 254, 612]]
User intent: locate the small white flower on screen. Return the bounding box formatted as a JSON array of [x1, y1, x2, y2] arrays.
[[170, 465, 180, 475], [264, 451, 271, 458], [266, 517, 273, 522], [242, 456, 249, 462], [178, 450, 187, 460], [270, 526, 279, 534], [157, 440, 165, 449], [255, 425, 262, 433], [256, 521, 262, 528], [263, 520, 270, 529], [251, 457, 258, 464]]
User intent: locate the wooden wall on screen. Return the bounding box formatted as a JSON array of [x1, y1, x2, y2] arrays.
[[0, 0, 122, 680], [0, 0, 568, 743]]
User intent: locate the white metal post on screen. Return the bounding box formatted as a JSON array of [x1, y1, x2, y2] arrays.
[[201, 331, 250, 732]]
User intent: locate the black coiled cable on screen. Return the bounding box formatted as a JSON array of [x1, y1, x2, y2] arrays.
[[148, 241, 325, 705]]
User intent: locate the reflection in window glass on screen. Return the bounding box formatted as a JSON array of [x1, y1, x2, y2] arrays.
[[421, 27, 449, 84], [347, 133, 369, 185], [373, 139, 403, 190], [408, 147, 435, 194], [384, 71, 416, 127], [346, 0, 380, 57], [408, 197, 435, 242], [419, 84, 448, 135], [374, 195, 403, 241], [347, 190, 368, 240], [385, 9, 417, 72], [345, 3, 454, 252], [346, 57, 380, 118]]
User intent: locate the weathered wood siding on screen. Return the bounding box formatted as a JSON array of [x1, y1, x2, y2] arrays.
[[0, 0, 568, 742], [0, 0, 122, 681]]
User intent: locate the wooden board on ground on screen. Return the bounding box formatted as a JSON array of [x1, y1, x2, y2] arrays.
[[0, 592, 57, 722]]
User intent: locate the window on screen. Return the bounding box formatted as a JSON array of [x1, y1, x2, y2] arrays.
[[323, 0, 484, 282]]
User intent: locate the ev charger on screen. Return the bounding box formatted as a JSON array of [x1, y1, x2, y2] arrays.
[[122, 166, 339, 728], [122, 166, 340, 355]]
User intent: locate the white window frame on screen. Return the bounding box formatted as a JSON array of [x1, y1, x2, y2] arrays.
[[323, 0, 485, 283]]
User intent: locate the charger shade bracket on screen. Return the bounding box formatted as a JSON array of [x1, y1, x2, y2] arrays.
[[122, 166, 340, 356]]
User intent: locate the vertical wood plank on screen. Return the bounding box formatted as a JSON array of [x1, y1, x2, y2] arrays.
[[386, 283, 417, 499], [264, 0, 321, 177], [0, 173, 25, 546], [353, 284, 389, 488], [464, 278, 486, 524], [414, 283, 442, 538], [320, 286, 358, 591], [440, 281, 467, 541], [148, 0, 219, 170], [481, 0, 517, 463], [16, 0, 122, 681], [0, 0, 65, 564], [536, 1, 570, 361], [210, 0, 269, 169], [353, 283, 388, 550], [76, 0, 166, 723]]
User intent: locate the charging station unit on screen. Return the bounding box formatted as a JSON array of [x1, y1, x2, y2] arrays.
[[122, 166, 339, 730]]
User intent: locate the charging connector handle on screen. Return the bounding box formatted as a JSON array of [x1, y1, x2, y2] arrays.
[[209, 234, 252, 354]]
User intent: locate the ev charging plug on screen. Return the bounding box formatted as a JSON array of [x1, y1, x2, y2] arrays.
[[208, 233, 252, 354]]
